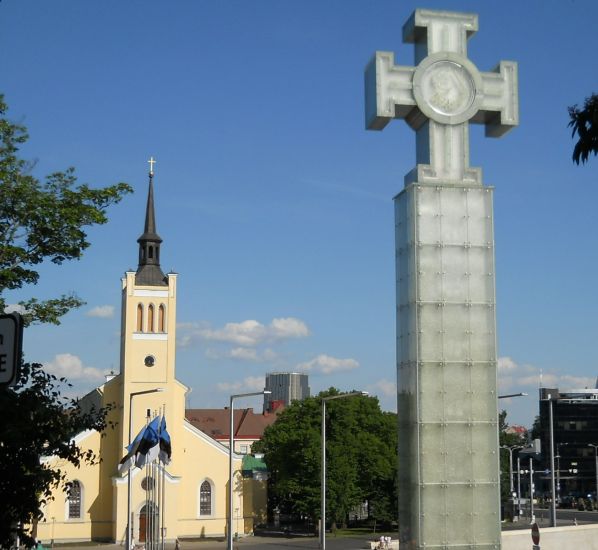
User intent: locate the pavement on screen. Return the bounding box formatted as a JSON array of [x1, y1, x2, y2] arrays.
[[48, 534, 380, 550]]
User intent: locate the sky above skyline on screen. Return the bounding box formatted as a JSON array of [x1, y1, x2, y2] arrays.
[[1, 0, 597, 427]]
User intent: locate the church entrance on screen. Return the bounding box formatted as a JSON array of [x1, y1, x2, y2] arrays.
[[138, 503, 159, 543]]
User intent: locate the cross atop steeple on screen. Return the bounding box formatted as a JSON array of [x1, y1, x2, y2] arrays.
[[148, 156, 157, 176], [365, 9, 518, 186]]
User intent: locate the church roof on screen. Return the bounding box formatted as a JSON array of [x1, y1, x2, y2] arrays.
[[185, 406, 283, 441]]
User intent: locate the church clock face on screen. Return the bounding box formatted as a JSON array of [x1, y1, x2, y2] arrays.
[[144, 355, 156, 368]]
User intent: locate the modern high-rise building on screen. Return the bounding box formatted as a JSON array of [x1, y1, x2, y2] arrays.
[[538, 385, 598, 500], [263, 372, 309, 412]]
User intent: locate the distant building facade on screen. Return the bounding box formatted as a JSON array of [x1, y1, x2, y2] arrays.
[[263, 372, 309, 412], [538, 386, 598, 499]]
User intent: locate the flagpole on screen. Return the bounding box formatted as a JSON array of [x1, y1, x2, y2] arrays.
[[161, 404, 166, 550], [126, 388, 164, 550]]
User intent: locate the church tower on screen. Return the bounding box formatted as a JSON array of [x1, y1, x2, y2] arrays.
[[118, 160, 182, 454]]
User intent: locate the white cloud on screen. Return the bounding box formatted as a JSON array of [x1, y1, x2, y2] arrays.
[[86, 305, 115, 318], [4, 304, 27, 315], [497, 356, 596, 393], [178, 317, 309, 348], [216, 376, 265, 393], [44, 353, 107, 382], [498, 356, 518, 372], [205, 347, 278, 363], [297, 354, 359, 374], [367, 378, 397, 399], [230, 347, 259, 361]]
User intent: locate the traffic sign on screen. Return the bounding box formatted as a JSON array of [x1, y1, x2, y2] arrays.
[[0, 313, 23, 387], [531, 522, 540, 545]]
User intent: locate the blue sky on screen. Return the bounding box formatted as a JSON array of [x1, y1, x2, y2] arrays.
[[1, 0, 597, 427]]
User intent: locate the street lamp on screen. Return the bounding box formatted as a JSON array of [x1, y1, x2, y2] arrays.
[[227, 390, 271, 550], [588, 444, 598, 502], [320, 391, 368, 550], [546, 394, 560, 527], [500, 445, 523, 514], [127, 388, 165, 550]]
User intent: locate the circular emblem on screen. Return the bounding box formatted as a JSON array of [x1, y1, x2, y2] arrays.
[[420, 61, 475, 117], [144, 355, 155, 367], [412, 52, 482, 126]]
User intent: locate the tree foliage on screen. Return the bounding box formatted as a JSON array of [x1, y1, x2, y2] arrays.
[[568, 93, 598, 165], [0, 94, 131, 547], [0, 364, 115, 548], [254, 388, 397, 529], [0, 94, 132, 325]]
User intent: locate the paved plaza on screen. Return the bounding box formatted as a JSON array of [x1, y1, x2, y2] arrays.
[[49, 534, 379, 550]]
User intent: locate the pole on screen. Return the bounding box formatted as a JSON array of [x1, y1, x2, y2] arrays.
[[319, 392, 367, 550], [228, 394, 234, 550], [127, 393, 134, 550], [529, 457, 534, 522], [517, 456, 522, 517], [126, 389, 164, 550], [549, 398, 557, 526], [227, 391, 270, 550], [161, 404, 166, 550], [557, 451, 561, 505], [508, 448, 514, 494], [320, 399, 326, 550]]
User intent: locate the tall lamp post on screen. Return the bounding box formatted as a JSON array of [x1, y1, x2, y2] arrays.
[[544, 392, 557, 527], [227, 390, 271, 550], [320, 391, 368, 550], [588, 444, 598, 502], [500, 445, 523, 512], [126, 388, 164, 550]]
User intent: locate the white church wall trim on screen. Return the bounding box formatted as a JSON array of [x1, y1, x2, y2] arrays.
[[132, 333, 167, 341], [134, 290, 169, 298]]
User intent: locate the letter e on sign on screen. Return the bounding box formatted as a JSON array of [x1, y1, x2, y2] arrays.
[[0, 313, 23, 387]]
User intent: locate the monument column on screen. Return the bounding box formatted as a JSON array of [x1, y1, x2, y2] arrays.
[[365, 9, 518, 550]]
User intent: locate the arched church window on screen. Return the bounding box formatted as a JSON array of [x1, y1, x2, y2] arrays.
[[158, 304, 166, 332], [137, 304, 144, 332], [199, 480, 212, 516], [67, 480, 82, 519], [148, 304, 155, 332], [148, 246, 153, 259]]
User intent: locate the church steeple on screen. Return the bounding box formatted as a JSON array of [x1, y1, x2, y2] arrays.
[[135, 157, 167, 286]]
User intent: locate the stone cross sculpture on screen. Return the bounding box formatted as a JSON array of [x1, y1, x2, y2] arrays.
[[365, 9, 518, 550]]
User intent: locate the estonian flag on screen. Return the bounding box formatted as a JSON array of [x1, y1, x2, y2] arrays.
[[135, 416, 161, 468], [118, 424, 147, 475], [159, 416, 172, 465]]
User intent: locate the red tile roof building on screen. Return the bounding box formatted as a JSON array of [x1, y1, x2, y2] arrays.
[[185, 403, 283, 454]]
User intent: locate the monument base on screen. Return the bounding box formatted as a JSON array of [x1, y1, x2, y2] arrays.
[[395, 182, 501, 550]]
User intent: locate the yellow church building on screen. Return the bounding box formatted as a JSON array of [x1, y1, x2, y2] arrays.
[[35, 166, 266, 544]]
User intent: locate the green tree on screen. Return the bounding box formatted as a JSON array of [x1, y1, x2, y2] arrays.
[[0, 94, 131, 547], [254, 388, 397, 530], [569, 93, 598, 165]]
